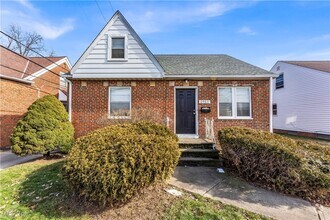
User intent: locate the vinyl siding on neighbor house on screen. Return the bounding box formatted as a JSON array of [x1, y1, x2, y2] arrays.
[[271, 62, 330, 135], [72, 16, 163, 78]]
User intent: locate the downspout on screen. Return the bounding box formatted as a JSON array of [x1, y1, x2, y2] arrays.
[[67, 79, 73, 122], [269, 77, 273, 133]]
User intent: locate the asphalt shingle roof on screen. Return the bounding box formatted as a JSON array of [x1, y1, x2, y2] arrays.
[[155, 54, 273, 76], [0, 46, 66, 79]]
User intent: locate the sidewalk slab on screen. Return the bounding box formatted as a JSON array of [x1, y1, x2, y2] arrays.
[[0, 150, 42, 169], [169, 167, 321, 220]]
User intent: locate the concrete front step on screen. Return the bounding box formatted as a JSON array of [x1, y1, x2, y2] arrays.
[[178, 157, 224, 167], [179, 143, 214, 149], [180, 148, 219, 159]]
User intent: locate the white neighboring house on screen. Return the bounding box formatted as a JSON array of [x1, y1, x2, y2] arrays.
[[271, 61, 330, 139]]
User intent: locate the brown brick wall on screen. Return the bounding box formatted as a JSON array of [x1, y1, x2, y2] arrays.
[[0, 64, 65, 147], [71, 79, 270, 138]]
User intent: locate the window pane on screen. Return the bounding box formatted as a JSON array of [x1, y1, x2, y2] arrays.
[[219, 103, 232, 117], [111, 38, 125, 58], [219, 88, 232, 103], [237, 103, 250, 117], [219, 88, 232, 117], [112, 49, 124, 58], [110, 88, 130, 116], [112, 38, 124, 49], [110, 102, 130, 116], [236, 88, 250, 117], [236, 88, 250, 102], [276, 74, 284, 89]]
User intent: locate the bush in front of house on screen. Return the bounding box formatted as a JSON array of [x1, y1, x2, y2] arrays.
[[218, 127, 330, 205], [10, 95, 74, 155], [63, 121, 180, 206]]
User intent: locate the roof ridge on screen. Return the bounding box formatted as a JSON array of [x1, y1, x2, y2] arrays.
[[281, 60, 330, 62]]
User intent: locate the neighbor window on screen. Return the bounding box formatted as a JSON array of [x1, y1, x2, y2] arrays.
[[273, 104, 277, 116], [109, 87, 131, 118], [276, 73, 284, 89], [108, 35, 127, 60], [218, 87, 251, 118]]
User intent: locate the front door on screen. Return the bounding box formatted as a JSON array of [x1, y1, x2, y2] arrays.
[[176, 89, 196, 134]]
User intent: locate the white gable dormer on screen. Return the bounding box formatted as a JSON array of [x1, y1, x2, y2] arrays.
[[71, 11, 163, 79]]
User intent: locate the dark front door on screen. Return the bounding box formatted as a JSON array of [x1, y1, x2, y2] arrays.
[[176, 89, 196, 134]]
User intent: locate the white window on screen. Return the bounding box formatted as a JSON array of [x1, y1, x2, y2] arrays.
[[108, 87, 131, 118], [218, 87, 252, 119], [107, 35, 128, 61]]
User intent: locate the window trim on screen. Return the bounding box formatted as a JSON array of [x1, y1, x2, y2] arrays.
[[107, 34, 128, 61], [272, 103, 277, 116], [217, 87, 252, 120], [108, 86, 131, 119], [275, 73, 284, 89]]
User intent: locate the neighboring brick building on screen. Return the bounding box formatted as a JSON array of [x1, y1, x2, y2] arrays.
[[0, 46, 72, 147], [67, 11, 276, 140]]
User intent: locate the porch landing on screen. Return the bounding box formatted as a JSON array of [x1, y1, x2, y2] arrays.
[[178, 138, 214, 144]]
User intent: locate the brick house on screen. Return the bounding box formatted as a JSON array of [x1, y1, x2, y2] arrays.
[[0, 46, 72, 147], [67, 11, 276, 140]]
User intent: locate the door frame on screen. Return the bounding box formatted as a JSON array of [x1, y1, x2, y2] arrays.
[[174, 86, 199, 138]]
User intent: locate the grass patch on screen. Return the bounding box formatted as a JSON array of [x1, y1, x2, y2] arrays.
[[0, 159, 271, 220], [278, 133, 330, 146], [0, 159, 89, 219], [165, 194, 270, 220]]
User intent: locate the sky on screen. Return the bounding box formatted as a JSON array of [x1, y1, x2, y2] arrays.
[[1, 0, 330, 70]]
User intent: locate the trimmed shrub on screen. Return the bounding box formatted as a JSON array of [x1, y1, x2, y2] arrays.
[[11, 95, 74, 155], [63, 121, 180, 206], [218, 127, 330, 205]]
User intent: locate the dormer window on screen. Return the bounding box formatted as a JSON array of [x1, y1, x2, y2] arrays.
[[107, 35, 127, 61]]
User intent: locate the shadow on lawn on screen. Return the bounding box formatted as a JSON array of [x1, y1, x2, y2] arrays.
[[17, 160, 102, 219]]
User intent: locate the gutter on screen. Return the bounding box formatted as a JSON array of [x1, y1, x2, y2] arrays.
[[62, 74, 72, 122], [0, 74, 34, 84]]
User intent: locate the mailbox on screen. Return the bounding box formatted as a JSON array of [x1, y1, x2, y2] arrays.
[[200, 107, 211, 113]]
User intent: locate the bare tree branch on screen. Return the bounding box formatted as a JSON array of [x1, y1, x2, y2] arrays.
[[4, 24, 47, 57]]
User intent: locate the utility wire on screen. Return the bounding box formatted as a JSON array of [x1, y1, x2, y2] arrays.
[[0, 31, 70, 77], [107, 0, 115, 13], [0, 46, 65, 80], [94, 0, 107, 22], [0, 64, 63, 88]]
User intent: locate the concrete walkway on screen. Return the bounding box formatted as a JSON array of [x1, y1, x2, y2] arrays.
[[169, 167, 329, 220], [0, 150, 42, 170]]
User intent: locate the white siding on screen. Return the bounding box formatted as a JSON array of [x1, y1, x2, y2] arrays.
[[72, 16, 162, 78], [271, 62, 330, 135]]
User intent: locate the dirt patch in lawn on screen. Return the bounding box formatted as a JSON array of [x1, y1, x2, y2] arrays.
[[94, 185, 179, 220]]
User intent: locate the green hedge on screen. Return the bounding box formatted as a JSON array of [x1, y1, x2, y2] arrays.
[[218, 127, 330, 205], [11, 95, 74, 155], [63, 121, 180, 206]]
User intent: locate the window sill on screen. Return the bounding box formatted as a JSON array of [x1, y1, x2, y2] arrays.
[[107, 58, 128, 62], [218, 117, 253, 120], [108, 116, 131, 120]]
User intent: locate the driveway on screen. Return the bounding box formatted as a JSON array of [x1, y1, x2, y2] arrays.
[[0, 150, 42, 170], [169, 166, 329, 220]]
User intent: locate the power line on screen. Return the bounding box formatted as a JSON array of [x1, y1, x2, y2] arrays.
[[0, 45, 65, 80], [94, 0, 106, 22], [107, 0, 115, 13], [0, 31, 69, 74], [0, 64, 63, 88]]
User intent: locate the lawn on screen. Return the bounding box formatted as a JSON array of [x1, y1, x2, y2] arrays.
[[277, 133, 330, 146], [0, 159, 271, 220]]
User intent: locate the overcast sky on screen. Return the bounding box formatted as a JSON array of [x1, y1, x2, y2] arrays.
[[1, 0, 330, 70]]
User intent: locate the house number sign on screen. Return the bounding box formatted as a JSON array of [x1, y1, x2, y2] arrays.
[[199, 100, 211, 104]]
